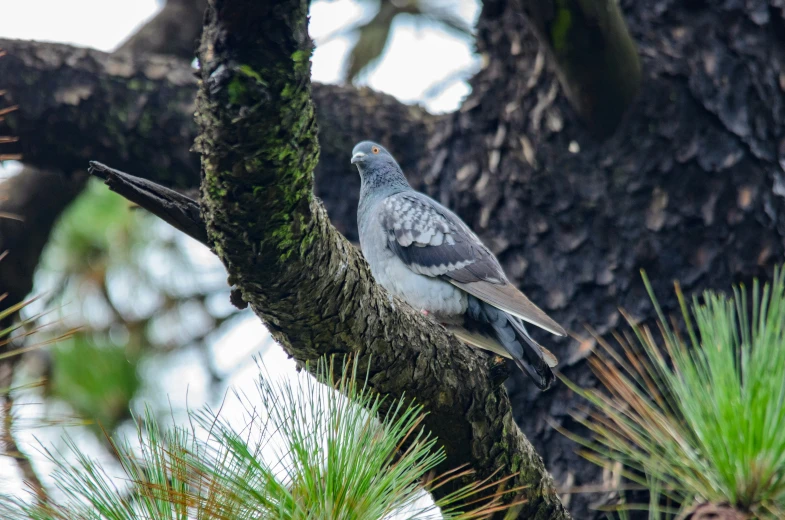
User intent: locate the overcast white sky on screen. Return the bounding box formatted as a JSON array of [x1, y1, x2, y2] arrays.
[[0, 0, 481, 507]]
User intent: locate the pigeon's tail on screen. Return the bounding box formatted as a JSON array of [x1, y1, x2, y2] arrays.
[[449, 296, 557, 390], [505, 316, 557, 390]]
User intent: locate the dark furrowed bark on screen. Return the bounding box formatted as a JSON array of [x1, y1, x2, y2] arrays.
[[398, 0, 785, 516], [194, 0, 568, 518]]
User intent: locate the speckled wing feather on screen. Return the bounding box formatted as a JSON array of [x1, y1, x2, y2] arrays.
[[380, 192, 502, 281], [380, 192, 566, 337]]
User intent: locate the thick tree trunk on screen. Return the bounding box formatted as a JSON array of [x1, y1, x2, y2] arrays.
[[302, 0, 785, 515], [417, 0, 785, 516], [522, 0, 641, 136], [2, 0, 785, 517]]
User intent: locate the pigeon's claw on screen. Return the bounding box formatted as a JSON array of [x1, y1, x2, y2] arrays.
[[420, 309, 447, 330]]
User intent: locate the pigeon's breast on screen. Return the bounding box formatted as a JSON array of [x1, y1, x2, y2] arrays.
[[372, 251, 468, 316], [359, 206, 468, 317]]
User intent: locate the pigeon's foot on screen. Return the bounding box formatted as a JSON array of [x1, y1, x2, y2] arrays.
[[420, 309, 430, 316], [488, 355, 509, 386]]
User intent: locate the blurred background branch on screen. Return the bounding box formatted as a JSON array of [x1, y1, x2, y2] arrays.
[[325, 0, 474, 83]]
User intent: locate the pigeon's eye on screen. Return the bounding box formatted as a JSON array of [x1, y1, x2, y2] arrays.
[[372, 146, 380, 154]]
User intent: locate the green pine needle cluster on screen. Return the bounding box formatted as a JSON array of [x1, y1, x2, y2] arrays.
[[3, 358, 519, 519], [563, 268, 785, 518]]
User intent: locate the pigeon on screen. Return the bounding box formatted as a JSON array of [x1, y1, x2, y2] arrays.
[[352, 141, 566, 390]]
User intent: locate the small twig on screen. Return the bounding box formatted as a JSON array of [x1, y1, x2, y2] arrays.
[[0, 211, 24, 222], [557, 483, 648, 494], [0, 105, 18, 117], [87, 162, 208, 245], [0, 154, 22, 161]]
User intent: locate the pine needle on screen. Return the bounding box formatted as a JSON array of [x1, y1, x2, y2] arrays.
[[563, 267, 785, 519]]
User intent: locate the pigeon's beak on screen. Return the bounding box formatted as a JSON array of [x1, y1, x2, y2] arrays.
[[350, 152, 366, 165]]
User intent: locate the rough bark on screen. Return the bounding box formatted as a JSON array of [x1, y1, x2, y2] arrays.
[[193, 0, 567, 517], [414, 0, 785, 516]]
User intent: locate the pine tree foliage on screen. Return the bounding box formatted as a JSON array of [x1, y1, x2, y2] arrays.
[[562, 268, 785, 518], [3, 358, 522, 519]]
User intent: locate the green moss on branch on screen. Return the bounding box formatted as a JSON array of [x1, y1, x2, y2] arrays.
[[194, 1, 569, 518], [196, 0, 319, 273]]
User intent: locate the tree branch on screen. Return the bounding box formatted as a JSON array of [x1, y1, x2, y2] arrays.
[[88, 155, 569, 518], [191, 0, 568, 517], [0, 38, 201, 188], [115, 0, 208, 59], [88, 161, 206, 244], [522, 0, 641, 137], [0, 38, 433, 191]]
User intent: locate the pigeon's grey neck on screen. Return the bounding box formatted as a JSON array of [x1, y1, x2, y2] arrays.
[[357, 162, 412, 218]]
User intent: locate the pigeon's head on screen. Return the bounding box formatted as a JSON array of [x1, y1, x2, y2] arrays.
[[351, 141, 393, 167], [351, 141, 410, 193]]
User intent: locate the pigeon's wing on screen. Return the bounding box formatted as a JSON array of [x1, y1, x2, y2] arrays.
[[379, 192, 502, 280], [452, 280, 565, 336], [380, 192, 566, 337]]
